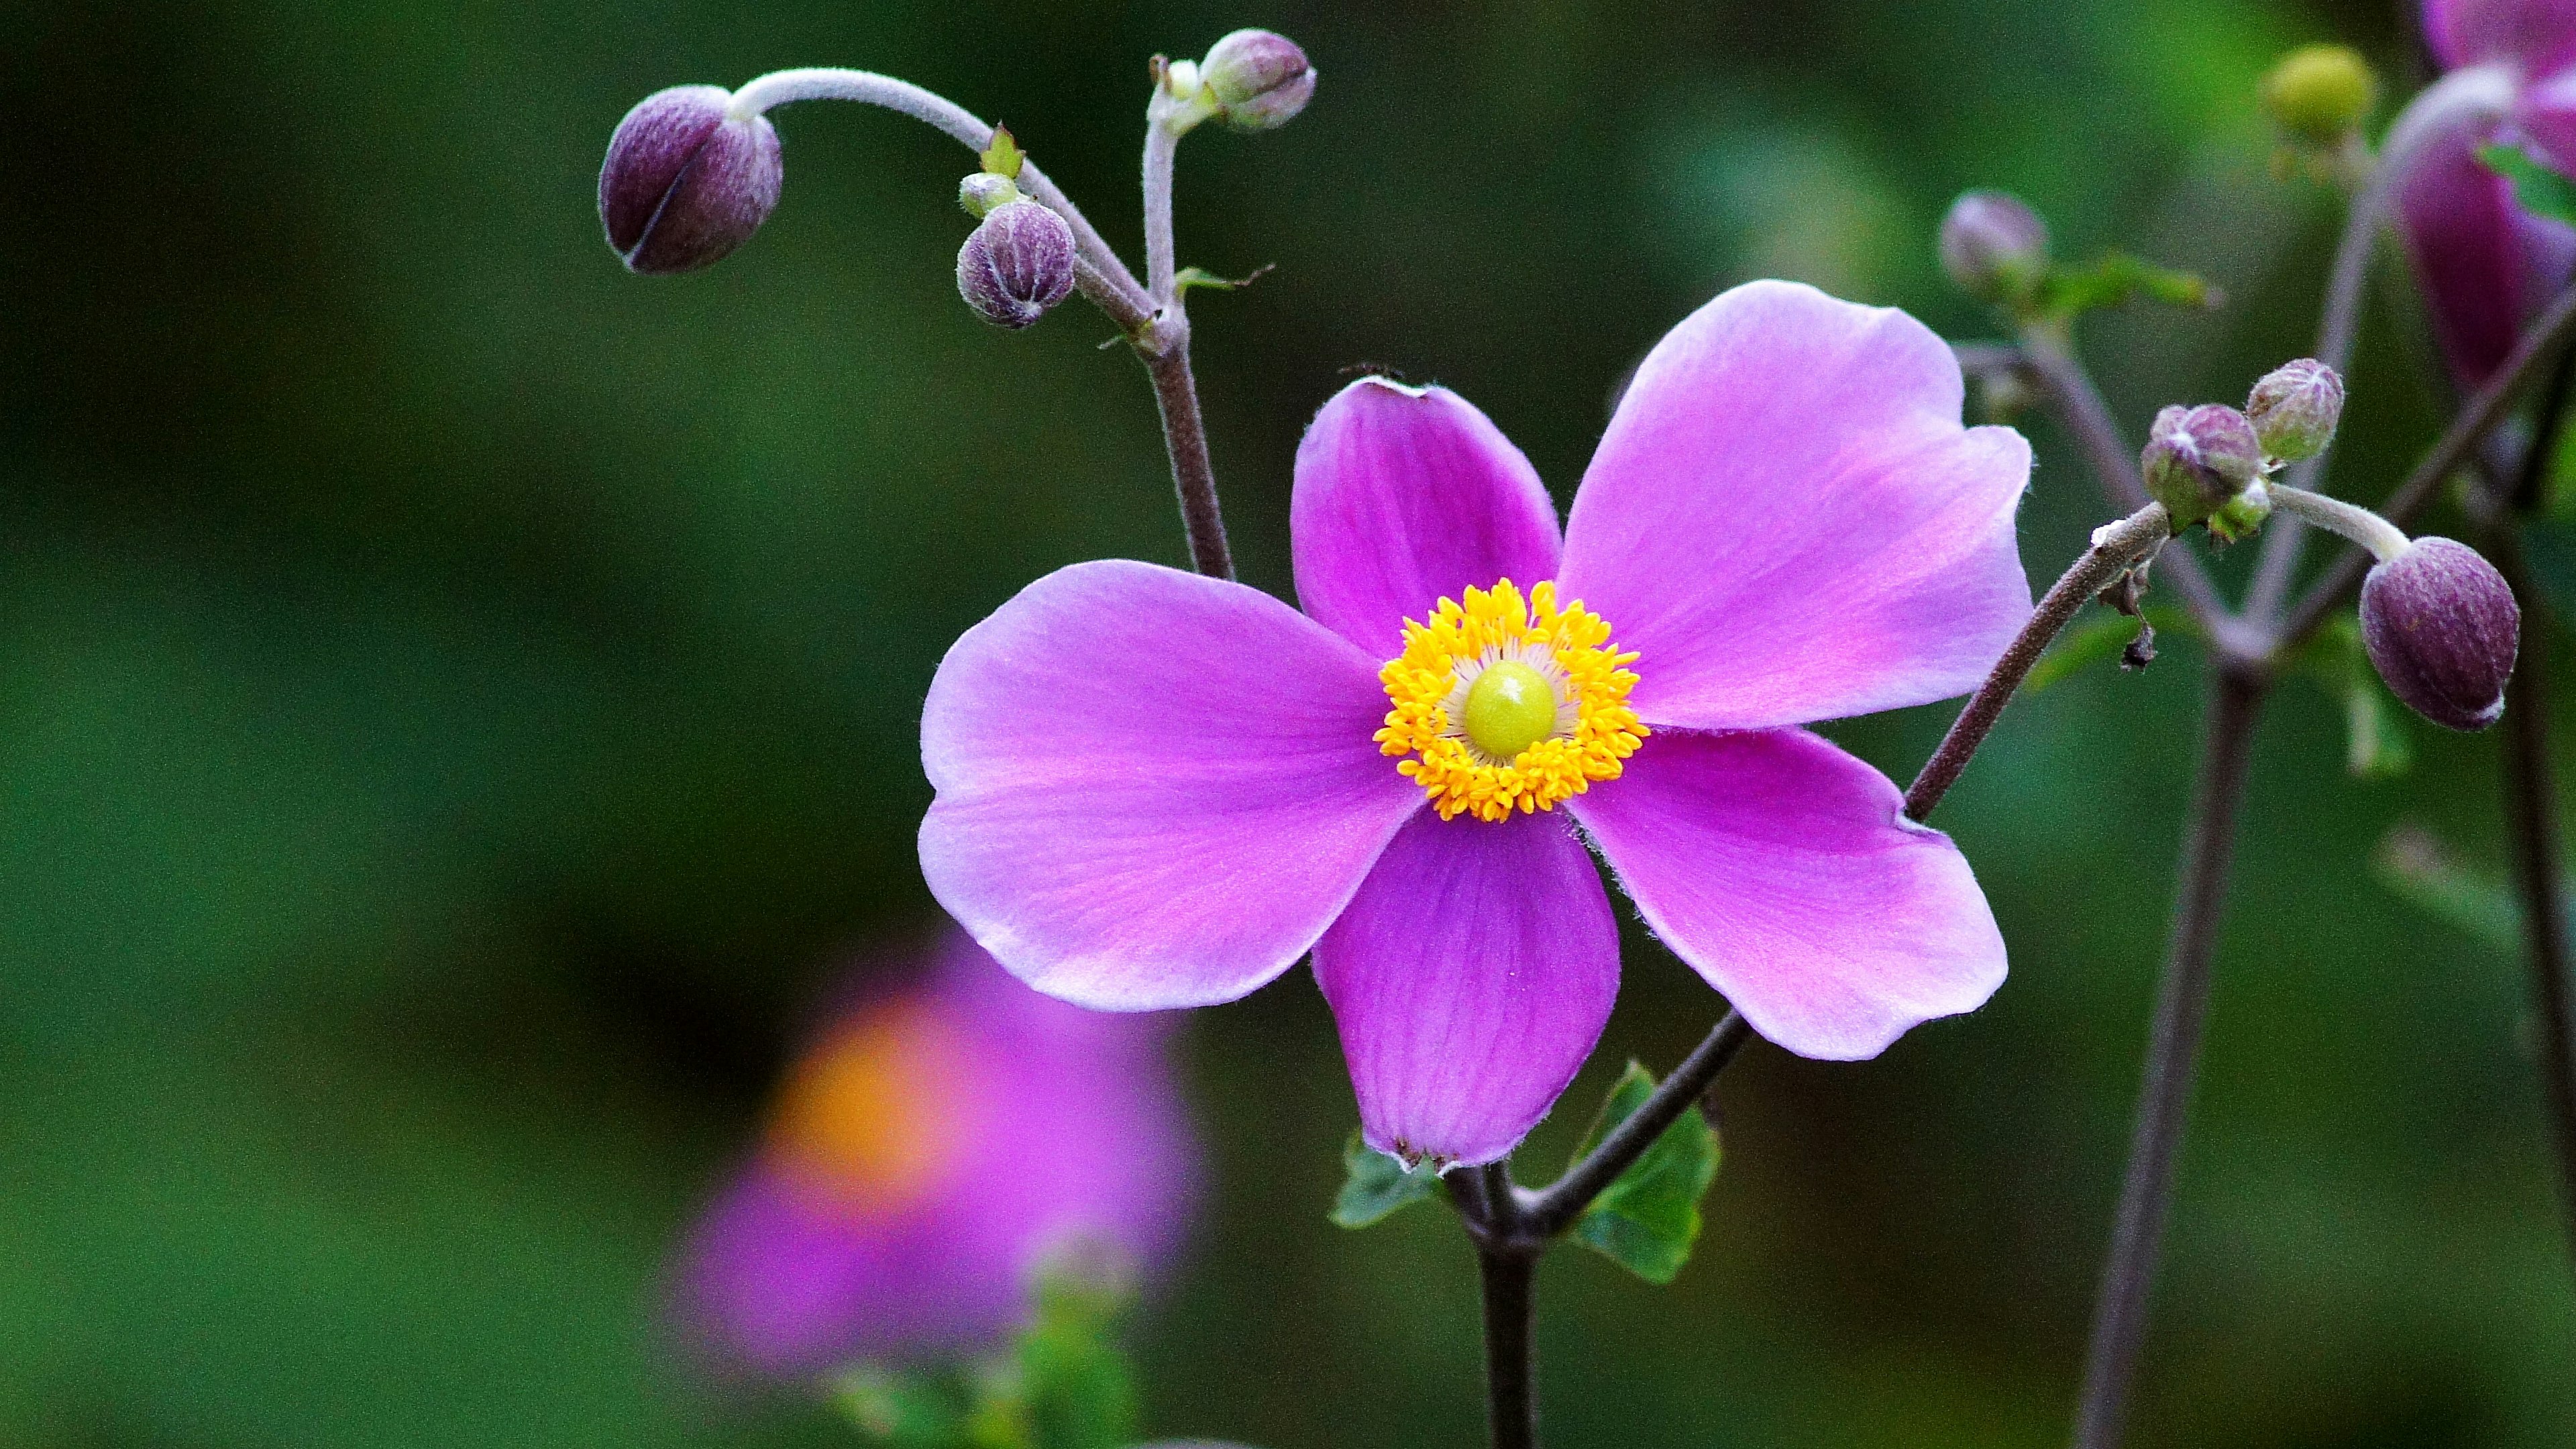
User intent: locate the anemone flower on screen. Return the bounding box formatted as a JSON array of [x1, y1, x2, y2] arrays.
[[920, 280, 2033, 1168], [2396, 0, 2576, 386], [674, 929, 1194, 1377]]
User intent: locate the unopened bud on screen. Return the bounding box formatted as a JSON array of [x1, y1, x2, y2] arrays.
[[1199, 30, 1316, 130], [600, 86, 784, 275], [959, 172, 1022, 217], [2143, 404, 2267, 534], [1938, 191, 2050, 307], [957, 201, 1077, 329], [2361, 537, 2520, 731], [2245, 358, 2345, 462], [2261, 44, 2377, 146]]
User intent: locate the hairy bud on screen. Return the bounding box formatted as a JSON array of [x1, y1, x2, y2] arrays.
[[1938, 191, 2050, 307], [957, 201, 1077, 329], [959, 172, 1022, 218], [2245, 358, 2345, 462], [2361, 537, 2520, 731], [1199, 30, 1316, 130], [2261, 44, 2378, 146], [2142, 404, 2267, 536], [600, 86, 784, 275]]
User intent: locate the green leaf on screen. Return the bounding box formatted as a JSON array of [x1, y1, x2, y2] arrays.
[[1173, 264, 1275, 295], [2287, 617, 2412, 777], [980, 123, 1025, 180], [1012, 1273, 1138, 1449], [2025, 614, 2145, 692], [1329, 1129, 1441, 1228], [2032, 252, 2220, 322], [2371, 824, 2526, 953], [2480, 143, 2576, 225], [1564, 1062, 1720, 1285], [828, 1367, 971, 1449]]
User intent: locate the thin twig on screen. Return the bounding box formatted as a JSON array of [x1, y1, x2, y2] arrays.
[[1142, 116, 1182, 305], [2068, 665, 2268, 1449], [1904, 503, 2173, 822], [1518, 1012, 1754, 1239], [2280, 281, 2576, 648]]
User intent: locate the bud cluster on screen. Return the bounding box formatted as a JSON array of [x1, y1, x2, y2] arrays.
[[2137, 359, 2345, 543]]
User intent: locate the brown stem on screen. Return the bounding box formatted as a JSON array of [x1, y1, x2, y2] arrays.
[[1143, 337, 1234, 580]]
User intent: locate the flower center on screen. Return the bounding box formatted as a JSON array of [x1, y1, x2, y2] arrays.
[[1375, 578, 1648, 822], [1462, 660, 1558, 759]]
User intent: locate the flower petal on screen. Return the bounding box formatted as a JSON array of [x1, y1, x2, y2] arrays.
[[922, 560, 1423, 1009], [1558, 280, 2033, 732], [1292, 377, 1565, 657], [2426, 0, 2576, 70], [1570, 728, 2005, 1060], [1313, 809, 1619, 1166], [2396, 107, 2576, 388]]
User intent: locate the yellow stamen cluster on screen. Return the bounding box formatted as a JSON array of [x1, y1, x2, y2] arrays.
[[1375, 579, 1647, 822]]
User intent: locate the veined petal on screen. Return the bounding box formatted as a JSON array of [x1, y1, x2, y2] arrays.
[[1292, 377, 1564, 657], [1570, 729, 2004, 1060], [921, 560, 1424, 1010], [2396, 108, 2576, 388], [1313, 809, 1619, 1167], [1558, 280, 2033, 733], [2426, 0, 2576, 71]]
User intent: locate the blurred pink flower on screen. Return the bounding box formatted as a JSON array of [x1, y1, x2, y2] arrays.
[[673, 930, 1195, 1377], [919, 280, 2033, 1169]]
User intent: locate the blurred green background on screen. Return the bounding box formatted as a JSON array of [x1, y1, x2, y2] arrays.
[[7, 0, 2573, 1444]]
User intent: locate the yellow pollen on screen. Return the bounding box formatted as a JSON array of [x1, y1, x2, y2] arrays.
[[1373, 578, 1648, 822]]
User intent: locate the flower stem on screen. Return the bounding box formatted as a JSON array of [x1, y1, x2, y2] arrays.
[[1904, 502, 2174, 822], [1477, 1244, 1539, 1449], [2279, 280, 2576, 649], [2264, 485, 2408, 564], [1518, 1011, 1754, 1239], [2068, 664, 2267, 1449], [1144, 335, 1234, 579], [1142, 116, 1182, 305]]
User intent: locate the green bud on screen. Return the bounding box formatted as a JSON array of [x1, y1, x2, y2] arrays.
[[959, 172, 1022, 217], [2245, 358, 2345, 462], [2143, 404, 2267, 533], [2262, 44, 2377, 146], [1199, 30, 1315, 130]]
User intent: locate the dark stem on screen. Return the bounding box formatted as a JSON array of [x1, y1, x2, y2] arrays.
[[2068, 665, 2267, 1449], [1904, 503, 2173, 822], [2014, 326, 2231, 634], [1477, 1245, 1539, 1449], [2280, 281, 2576, 648], [1519, 1011, 1753, 1238], [1142, 338, 1234, 579]]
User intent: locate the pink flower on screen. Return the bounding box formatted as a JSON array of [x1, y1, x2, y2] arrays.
[[2398, 0, 2576, 386], [919, 281, 2033, 1168], [672, 930, 1195, 1377]]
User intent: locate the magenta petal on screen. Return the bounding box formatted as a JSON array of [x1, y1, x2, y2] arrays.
[[2425, 0, 2576, 70], [2396, 109, 2576, 388], [922, 560, 1424, 1009], [1558, 280, 2033, 732], [1291, 378, 1564, 657], [1569, 729, 2005, 1060], [1313, 810, 1619, 1167]]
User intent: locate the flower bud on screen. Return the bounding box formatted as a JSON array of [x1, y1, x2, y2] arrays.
[[956, 201, 1077, 329], [2142, 404, 2267, 532], [2361, 537, 2520, 731], [959, 172, 1022, 218], [2245, 358, 2345, 462], [2261, 44, 2377, 146], [1199, 29, 1316, 130], [1938, 191, 2050, 307], [600, 86, 783, 275]]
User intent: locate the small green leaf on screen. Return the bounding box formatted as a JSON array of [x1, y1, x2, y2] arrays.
[[1174, 264, 1276, 295], [828, 1366, 970, 1449], [2288, 616, 2412, 778], [2480, 143, 2576, 225], [1330, 1129, 1441, 1228], [2372, 824, 2527, 953], [1565, 1062, 1719, 1285], [2025, 614, 2145, 692], [1013, 1273, 1138, 1449], [2032, 251, 2220, 321], [980, 123, 1025, 180]]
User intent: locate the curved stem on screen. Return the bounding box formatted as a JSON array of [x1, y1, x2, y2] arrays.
[[1904, 503, 2174, 822], [1142, 117, 1181, 305], [2265, 485, 2409, 563], [728, 67, 1155, 317], [1519, 1012, 1754, 1239], [2069, 665, 2267, 1449], [2015, 327, 2232, 637], [2281, 280, 2576, 648]]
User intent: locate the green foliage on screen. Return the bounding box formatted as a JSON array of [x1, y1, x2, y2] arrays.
[[1330, 1130, 1442, 1228], [830, 1270, 1139, 1449], [2479, 144, 2576, 226], [980, 123, 1026, 180], [832, 1368, 972, 1449], [2030, 252, 2220, 323], [1564, 1063, 1721, 1285], [2286, 617, 2412, 779], [2024, 604, 2192, 692], [2370, 825, 2529, 954]]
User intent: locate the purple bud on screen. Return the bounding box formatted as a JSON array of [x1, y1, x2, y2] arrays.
[[1938, 191, 2049, 305], [956, 201, 1077, 329], [2361, 537, 2520, 731], [600, 86, 783, 275], [2245, 358, 2345, 462], [1199, 29, 1316, 130], [2141, 404, 2266, 528]]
